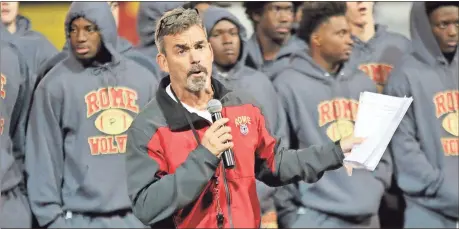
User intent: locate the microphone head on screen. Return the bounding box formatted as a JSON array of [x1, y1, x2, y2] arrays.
[[207, 99, 223, 114]]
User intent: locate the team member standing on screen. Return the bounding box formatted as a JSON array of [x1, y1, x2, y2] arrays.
[[25, 2, 158, 227], [273, 2, 392, 227], [125, 8, 364, 228], [202, 6, 290, 228], [0, 41, 32, 228], [385, 2, 458, 227], [244, 1, 306, 81], [346, 1, 411, 93]]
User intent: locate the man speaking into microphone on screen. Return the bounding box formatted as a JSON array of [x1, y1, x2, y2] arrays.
[[125, 7, 363, 228]]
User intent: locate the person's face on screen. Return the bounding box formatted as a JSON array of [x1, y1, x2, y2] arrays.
[[255, 2, 294, 42], [209, 20, 241, 68], [69, 17, 102, 60], [312, 16, 353, 63], [295, 3, 304, 24], [345, 2, 374, 27], [429, 6, 459, 53], [157, 25, 214, 92], [108, 1, 119, 29], [1, 2, 19, 25]]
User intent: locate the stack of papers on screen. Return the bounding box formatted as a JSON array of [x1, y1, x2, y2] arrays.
[[343, 91, 413, 171]]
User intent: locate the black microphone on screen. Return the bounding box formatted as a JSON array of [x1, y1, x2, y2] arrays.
[[207, 99, 235, 169]]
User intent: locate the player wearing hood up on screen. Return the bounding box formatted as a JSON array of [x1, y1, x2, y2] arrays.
[[25, 2, 158, 228]]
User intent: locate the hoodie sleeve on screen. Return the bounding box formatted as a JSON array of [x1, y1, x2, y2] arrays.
[[125, 127, 221, 226], [9, 48, 33, 175], [253, 104, 345, 186], [384, 70, 457, 218], [25, 86, 68, 228]]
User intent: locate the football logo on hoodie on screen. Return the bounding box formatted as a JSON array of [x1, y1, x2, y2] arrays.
[[433, 90, 458, 156], [85, 87, 139, 155], [359, 63, 393, 93], [318, 98, 359, 142]]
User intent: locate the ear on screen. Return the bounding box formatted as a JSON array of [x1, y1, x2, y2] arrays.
[[157, 52, 170, 73], [311, 32, 321, 47]]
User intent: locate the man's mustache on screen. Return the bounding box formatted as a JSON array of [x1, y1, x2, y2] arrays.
[[187, 64, 208, 77]]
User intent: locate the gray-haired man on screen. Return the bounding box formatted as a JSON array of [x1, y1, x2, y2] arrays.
[[125, 7, 364, 228]]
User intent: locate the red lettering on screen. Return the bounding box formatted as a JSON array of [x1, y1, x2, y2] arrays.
[[85, 92, 99, 118], [88, 135, 128, 155], [115, 135, 128, 153], [442, 138, 459, 156], [1, 73, 7, 99], [125, 90, 139, 113], [319, 102, 332, 127], [0, 118, 4, 135], [98, 88, 110, 110], [434, 91, 459, 117], [85, 87, 139, 117]]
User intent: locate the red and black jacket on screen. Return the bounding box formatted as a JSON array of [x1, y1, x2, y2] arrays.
[[125, 76, 345, 228]]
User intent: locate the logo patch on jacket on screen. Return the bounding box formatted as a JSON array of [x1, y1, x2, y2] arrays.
[[0, 73, 6, 99], [235, 115, 251, 135], [433, 90, 459, 156], [85, 87, 139, 155]]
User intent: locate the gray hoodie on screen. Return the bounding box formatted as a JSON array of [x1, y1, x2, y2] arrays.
[[135, 2, 186, 80], [25, 2, 159, 227], [0, 41, 30, 193], [273, 48, 393, 224], [384, 2, 458, 220], [246, 33, 308, 81], [202, 6, 290, 216], [351, 25, 412, 92]]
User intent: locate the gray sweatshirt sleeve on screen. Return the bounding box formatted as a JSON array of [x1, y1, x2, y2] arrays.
[[125, 127, 221, 226], [253, 106, 345, 186], [9, 53, 32, 174], [25, 87, 68, 228], [384, 72, 456, 218]]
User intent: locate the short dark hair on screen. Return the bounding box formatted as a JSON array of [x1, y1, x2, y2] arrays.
[[297, 2, 347, 45], [425, 2, 459, 17], [243, 2, 270, 23]]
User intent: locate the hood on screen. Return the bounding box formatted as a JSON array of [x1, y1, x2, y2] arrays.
[[288, 48, 356, 85], [15, 15, 32, 36], [410, 2, 458, 65], [136, 2, 186, 47], [203, 6, 249, 79], [247, 34, 306, 69], [64, 2, 121, 64]]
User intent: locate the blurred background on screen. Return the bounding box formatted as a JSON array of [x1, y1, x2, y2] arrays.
[[19, 1, 413, 50]]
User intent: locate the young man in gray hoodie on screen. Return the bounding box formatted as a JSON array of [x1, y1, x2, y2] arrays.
[[202, 6, 290, 228], [346, 2, 412, 93], [0, 41, 32, 228], [25, 2, 159, 228], [384, 2, 458, 228], [273, 2, 392, 227], [243, 1, 306, 81], [33, 2, 158, 96]]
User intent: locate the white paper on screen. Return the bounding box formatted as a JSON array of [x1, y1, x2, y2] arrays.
[[344, 92, 413, 171]]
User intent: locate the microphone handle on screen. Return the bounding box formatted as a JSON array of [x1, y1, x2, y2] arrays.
[[211, 112, 235, 169]]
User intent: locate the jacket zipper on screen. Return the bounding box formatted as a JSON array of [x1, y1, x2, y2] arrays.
[[221, 165, 234, 228]]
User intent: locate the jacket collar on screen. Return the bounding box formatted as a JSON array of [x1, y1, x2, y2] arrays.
[[157, 76, 231, 131]]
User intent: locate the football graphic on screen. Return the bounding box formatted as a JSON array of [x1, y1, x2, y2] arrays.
[[442, 111, 459, 137], [326, 119, 354, 142], [94, 109, 134, 135]]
